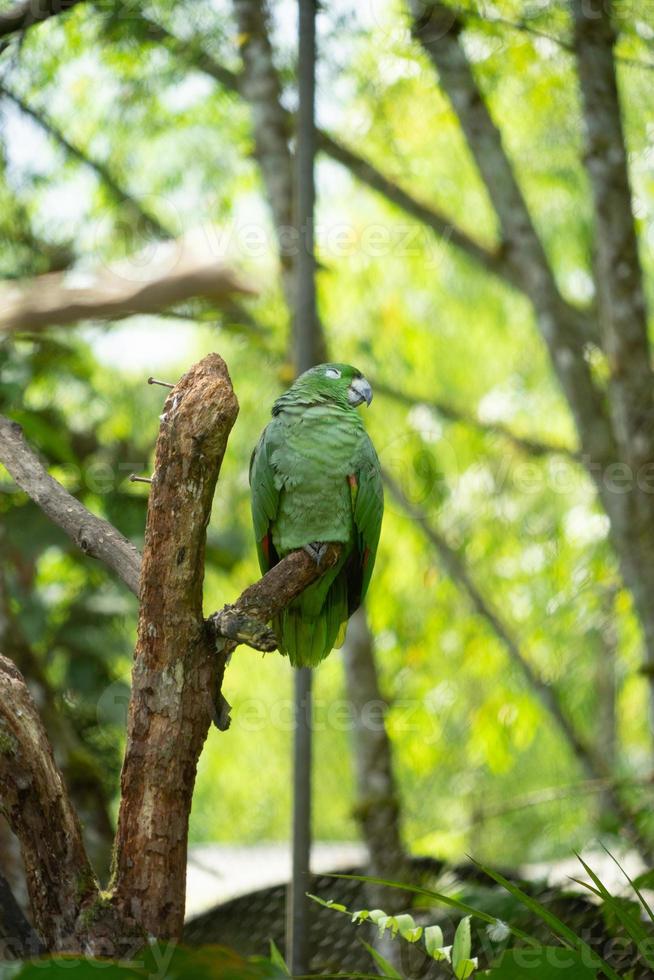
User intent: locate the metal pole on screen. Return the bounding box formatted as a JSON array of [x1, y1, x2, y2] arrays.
[[287, 0, 318, 974], [294, 0, 318, 374], [288, 667, 312, 974]]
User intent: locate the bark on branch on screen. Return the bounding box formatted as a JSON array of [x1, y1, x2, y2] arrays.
[[572, 1, 654, 465], [209, 544, 341, 651], [0, 656, 98, 950], [0, 238, 255, 333], [110, 354, 238, 939], [343, 608, 410, 911], [231, 0, 327, 364], [572, 1, 654, 701]]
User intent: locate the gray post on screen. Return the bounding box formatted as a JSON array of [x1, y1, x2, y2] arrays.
[[287, 0, 318, 974]]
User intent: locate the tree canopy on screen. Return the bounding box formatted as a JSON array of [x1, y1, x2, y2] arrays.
[[2, 0, 654, 962]]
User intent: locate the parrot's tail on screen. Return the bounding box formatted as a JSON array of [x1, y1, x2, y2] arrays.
[[274, 570, 349, 667]]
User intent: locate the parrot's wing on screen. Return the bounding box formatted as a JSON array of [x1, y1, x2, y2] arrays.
[[347, 435, 384, 613], [249, 424, 280, 573]]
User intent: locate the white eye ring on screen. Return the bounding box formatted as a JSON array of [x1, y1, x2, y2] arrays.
[[325, 368, 341, 379]]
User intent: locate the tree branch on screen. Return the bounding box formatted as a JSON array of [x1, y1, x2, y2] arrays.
[[0, 415, 141, 594], [0, 81, 259, 333], [408, 2, 612, 459], [0, 556, 114, 877], [0, 655, 98, 949], [0, 82, 166, 239], [125, 11, 578, 328], [230, 0, 290, 231], [373, 378, 579, 460], [110, 354, 239, 939], [572, 2, 654, 472], [0, 237, 255, 333], [0, 871, 41, 959], [230, 0, 327, 363], [209, 544, 341, 651], [0, 0, 86, 42], [342, 607, 410, 913], [231, 0, 294, 297], [571, 1, 654, 703]]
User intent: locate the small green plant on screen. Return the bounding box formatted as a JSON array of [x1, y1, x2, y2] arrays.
[[309, 894, 479, 979], [312, 847, 653, 979]]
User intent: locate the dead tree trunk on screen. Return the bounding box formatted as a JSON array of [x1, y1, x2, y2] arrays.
[[0, 352, 343, 954], [110, 355, 238, 938]]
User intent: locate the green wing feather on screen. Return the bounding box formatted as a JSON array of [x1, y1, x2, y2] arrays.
[[347, 436, 384, 612], [250, 423, 383, 667], [249, 424, 280, 572]]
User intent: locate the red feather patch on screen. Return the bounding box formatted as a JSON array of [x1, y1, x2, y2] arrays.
[[347, 474, 357, 489], [261, 534, 271, 563]]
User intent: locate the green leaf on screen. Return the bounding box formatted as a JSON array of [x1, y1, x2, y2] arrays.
[[359, 940, 402, 979], [375, 915, 397, 937], [472, 860, 622, 980], [452, 916, 473, 976], [423, 925, 452, 963], [455, 958, 477, 979], [601, 845, 654, 926], [574, 854, 654, 967], [424, 924, 445, 956], [393, 913, 422, 942], [307, 893, 348, 913], [268, 940, 290, 976], [325, 873, 538, 945], [367, 909, 388, 925]]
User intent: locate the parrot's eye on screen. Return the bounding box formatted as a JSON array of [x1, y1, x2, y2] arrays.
[[324, 368, 341, 379]]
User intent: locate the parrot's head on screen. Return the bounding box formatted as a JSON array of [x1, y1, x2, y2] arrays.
[[286, 363, 373, 411]]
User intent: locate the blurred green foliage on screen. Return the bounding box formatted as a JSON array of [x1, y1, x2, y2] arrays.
[[1, 0, 654, 876]]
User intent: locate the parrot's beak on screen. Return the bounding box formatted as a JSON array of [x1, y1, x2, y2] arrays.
[[348, 377, 373, 407]]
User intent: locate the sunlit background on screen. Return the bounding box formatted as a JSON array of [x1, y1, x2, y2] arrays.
[[2, 0, 654, 916]]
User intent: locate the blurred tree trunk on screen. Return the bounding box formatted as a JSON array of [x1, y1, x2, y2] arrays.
[[343, 609, 410, 905], [343, 610, 411, 972], [0, 551, 114, 879], [596, 588, 619, 822], [409, 0, 654, 742]]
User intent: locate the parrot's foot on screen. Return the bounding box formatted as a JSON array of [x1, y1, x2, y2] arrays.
[[304, 541, 328, 565]]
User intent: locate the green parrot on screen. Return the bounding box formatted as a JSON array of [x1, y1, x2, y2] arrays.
[[249, 363, 383, 667]]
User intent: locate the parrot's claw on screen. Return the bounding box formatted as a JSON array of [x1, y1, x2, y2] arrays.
[[304, 541, 328, 565]]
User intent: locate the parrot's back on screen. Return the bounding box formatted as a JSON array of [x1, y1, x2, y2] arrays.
[[250, 398, 383, 667]]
